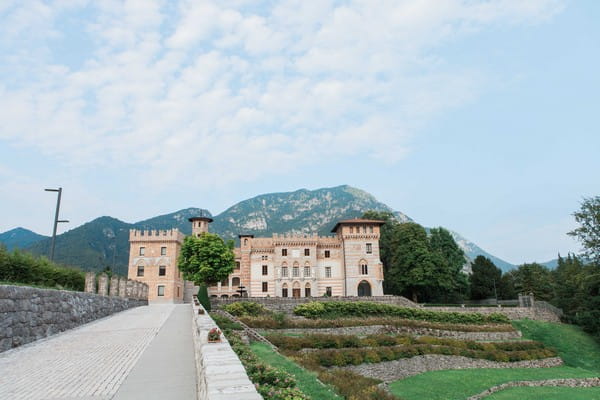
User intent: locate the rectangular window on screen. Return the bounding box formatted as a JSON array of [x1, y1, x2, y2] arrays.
[[304, 266, 311, 277], [350, 226, 354, 233], [262, 265, 268, 275], [235, 261, 240, 269], [361, 264, 368, 275], [293, 266, 299, 277], [366, 243, 372, 254], [324, 250, 330, 258], [160, 246, 167, 256], [262, 282, 268, 292], [281, 267, 288, 277], [304, 248, 310, 256], [159, 266, 166, 276], [139, 247, 145, 256], [282, 288, 288, 297], [325, 266, 332, 278], [282, 248, 287, 256], [369, 226, 374, 233], [326, 287, 332, 296], [137, 265, 144, 277], [157, 285, 165, 296]]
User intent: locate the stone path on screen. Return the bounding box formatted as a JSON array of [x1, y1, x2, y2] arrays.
[[0, 304, 197, 400]]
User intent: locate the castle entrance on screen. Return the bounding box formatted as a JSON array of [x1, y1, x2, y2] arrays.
[[358, 280, 371, 297], [292, 282, 301, 298]]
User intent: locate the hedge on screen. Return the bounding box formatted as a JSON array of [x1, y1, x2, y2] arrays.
[[241, 315, 516, 332], [222, 301, 270, 317], [294, 301, 510, 324], [267, 333, 548, 353], [298, 344, 556, 367], [0, 247, 85, 291]]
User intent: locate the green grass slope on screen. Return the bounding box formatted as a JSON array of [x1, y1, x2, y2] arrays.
[[250, 342, 342, 400], [486, 386, 600, 400]]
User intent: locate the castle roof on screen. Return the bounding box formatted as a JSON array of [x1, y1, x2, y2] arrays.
[[188, 216, 213, 223], [331, 218, 385, 232]]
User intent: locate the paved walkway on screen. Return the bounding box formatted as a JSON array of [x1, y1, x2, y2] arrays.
[[0, 304, 197, 400]]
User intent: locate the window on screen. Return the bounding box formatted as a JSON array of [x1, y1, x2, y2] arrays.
[[326, 287, 332, 296], [235, 261, 240, 270], [282, 248, 288, 256], [139, 247, 145, 256], [305, 285, 311, 297], [360, 262, 368, 275], [177, 287, 180, 297], [262, 282, 268, 292], [232, 277, 240, 287], [282, 287, 288, 297], [369, 226, 374, 233], [262, 265, 268, 275], [325, 266, 332, 278], [137, 265, 144, 277], [324, 250, 330, 258], [304, 248, 310, 256], [157, 285, 165, 296], [363, 226, 367, 233], [159, 266, 166, 276], [281, 267, 288, 277], [261, 255, 268, 260], [293, 266, 299, 277], [304, 266, 311, 277], [160, 246, 166, 256], [366, 243, 372, 254], [350, 227, 354, 233]]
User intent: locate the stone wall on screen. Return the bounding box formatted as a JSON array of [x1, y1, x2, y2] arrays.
[[467, 377, 600, 400], [211, 295, 417, 313], [263, 325, 522, 341], [190, 299, 261, 400], [343, 354, 563, 382], [425, 305, 562, 322], [0, 285, 147, 352]]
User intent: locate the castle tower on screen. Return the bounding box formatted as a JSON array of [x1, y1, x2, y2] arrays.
[[189, 216, 213, 237]]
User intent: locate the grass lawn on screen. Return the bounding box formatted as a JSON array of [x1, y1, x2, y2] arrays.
[[486, 386, 600, 400], [390, 319, 600, 400], [388, 367, 597, 400], [249, 342, 342, 400], [513, 319, 600, 371]]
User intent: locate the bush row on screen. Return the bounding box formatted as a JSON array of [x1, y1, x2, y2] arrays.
[[227, 332, 309, 400], [222, 301, 270, 317], [316, 369, 397, 400], [210, 313, 243, 331], [240, 315, 515, 332], [293, 301, 510, 324], [297, 344, 556, 367], [267, 333, 547, 353], [0, 248, 85, 291]]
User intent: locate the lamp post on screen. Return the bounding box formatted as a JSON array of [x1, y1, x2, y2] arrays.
[[44, 187, 69, 262]]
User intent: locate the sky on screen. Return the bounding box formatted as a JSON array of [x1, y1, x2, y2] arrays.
[[0, 0, 598, 265]]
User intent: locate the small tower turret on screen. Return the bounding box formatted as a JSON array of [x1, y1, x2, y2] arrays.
[[189, 216, 213, 237]]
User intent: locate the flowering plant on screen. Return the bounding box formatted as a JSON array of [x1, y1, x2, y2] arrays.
[[207, 327, 221, 342]]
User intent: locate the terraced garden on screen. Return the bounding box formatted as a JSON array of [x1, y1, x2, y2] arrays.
[[213, 301, 600, 400]]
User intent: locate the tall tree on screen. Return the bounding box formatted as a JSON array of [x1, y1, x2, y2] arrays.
[[510, 263, 555, 301], [428, 227, 468, 302], [469, 255, 502, 300], [178, 232, 235, 309], [568, 196, 600, 264]]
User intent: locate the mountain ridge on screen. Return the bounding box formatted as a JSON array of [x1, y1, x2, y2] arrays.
[[1, 185, 515, 274]]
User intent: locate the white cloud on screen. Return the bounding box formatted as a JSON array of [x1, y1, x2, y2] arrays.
[[0, 0, 565, 189]]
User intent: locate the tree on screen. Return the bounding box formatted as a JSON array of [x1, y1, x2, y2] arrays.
[[510, 263, 555, 301], [428, 227, 469, 302], [469, 256, 502, 300], [178, 233, 235, 309], [568, 196, 600, 264]]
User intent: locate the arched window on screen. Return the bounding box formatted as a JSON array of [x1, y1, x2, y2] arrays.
[[282, 283, 288, 297], [293, 262, 299, 277], [232, 277, 240, 287], [305, 283, 311, 297], [281, 262, 288, 277], [137, 264, 144, 277], [304, 262, 311, 277], [360, 260, 368, 275]]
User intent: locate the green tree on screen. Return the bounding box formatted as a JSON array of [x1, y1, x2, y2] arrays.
[[469, 255, 502, 300], [568, 196, 600, 264], [428, 227, 468, 302], [575, 267, 600, 338], [498, 272, 517, 300], [178, 232, 235, 309], [510, 263, 555, 301]]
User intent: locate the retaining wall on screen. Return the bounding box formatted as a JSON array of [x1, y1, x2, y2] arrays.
[[191, 299, 261, 399], [426, 306, 562, 322], [0, 285, 147, 352]]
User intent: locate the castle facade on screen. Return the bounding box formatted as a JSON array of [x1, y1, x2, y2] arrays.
[[128, 217, 385, 303]]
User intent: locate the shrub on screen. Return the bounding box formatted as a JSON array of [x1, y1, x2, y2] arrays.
[[223, 301, 269, 317], [293, 301, 511, 325], [211, 313, 243, 331], [317, 369, 396, 400]]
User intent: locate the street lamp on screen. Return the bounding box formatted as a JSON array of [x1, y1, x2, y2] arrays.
[[44, 187, 69, 262]]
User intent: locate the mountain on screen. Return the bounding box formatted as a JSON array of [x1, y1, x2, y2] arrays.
[[449, 231, 516, 272], [0, 228, 48, 251], [1, 184, 513, 275]]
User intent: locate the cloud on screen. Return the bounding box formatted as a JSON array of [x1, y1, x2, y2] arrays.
[[0, 0, 565, 188]]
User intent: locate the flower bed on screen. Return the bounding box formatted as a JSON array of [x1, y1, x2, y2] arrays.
[[294, 301, 510, 324]]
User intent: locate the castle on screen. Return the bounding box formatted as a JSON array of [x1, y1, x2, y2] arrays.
[[128, 216, 385, 303]]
